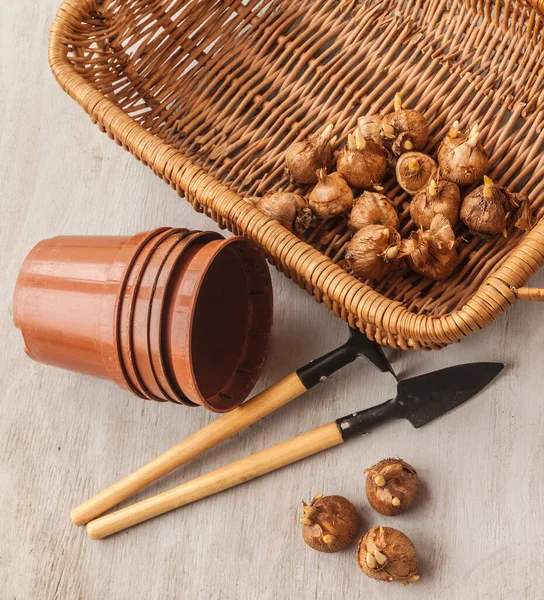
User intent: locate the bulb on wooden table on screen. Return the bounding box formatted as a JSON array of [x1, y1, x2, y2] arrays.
[[300, 494, 359, 553], [358, 526, 420, 584], [364, 458, 419, 516]]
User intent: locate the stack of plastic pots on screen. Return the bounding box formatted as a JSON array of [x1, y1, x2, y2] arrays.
[[13, 227, 273, 412]]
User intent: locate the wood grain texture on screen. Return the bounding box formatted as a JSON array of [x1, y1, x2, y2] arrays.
[[86, 422, 343, 540], [71, 372, 307, 526], [1, 1, 544, 599]]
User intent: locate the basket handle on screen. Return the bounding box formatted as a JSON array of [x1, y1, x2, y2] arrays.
[[513, 286, 544, 302]]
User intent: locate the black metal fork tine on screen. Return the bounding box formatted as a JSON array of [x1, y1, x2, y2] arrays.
[[296, 326, 397, 389], [348, 328, 398, 380]]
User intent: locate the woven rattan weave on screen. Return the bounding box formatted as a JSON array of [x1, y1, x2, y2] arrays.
[[49, 0, 544, 350]]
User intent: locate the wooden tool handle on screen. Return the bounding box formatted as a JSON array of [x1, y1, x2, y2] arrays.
[[71, 372, 307, 526], [86, 422, 343, 539], [514, 286, 544, 302]]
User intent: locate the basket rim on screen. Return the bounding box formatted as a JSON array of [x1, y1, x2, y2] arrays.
[[48, 0, 544, 348]]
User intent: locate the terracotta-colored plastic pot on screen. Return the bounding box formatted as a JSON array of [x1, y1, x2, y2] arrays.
[[164, 236, 273, 412], [98, 228, 169, 396], [13, 230, 159, 385], [130, 231, 221, 406], [146, 233, 208, 406], [118, 228, 186, 402], [127, 229, 192, 404], [14, 228, 273, 413]]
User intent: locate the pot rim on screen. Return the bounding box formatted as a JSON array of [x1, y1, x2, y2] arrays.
[[170, 236, 273, 412], [150, 231, 223, 406], [100, 228, 170, 397]]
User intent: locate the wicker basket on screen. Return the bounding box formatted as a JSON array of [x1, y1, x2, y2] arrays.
[[49, 0, 544, 350]]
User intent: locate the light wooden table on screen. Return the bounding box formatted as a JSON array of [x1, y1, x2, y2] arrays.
[[2, 2, 544, 599]]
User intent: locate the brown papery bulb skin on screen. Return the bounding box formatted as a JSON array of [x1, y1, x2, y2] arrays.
[[349, 191, 399, 231], [380, 93, 429, 156], [365, 458, 419, 516], [438, 122, 490, 186], [460, 176, 510, 237], [284, 124, 336, 185], [395, 152, 437, 195], [345, 225, 400, 281], [357, 114, 383, 145], [301, 494, 359, 553], [510, 191, 534, 232], [358, 526, 419, 584], [308, 169, 354, 219], [337, 130, 388, 189], [249, 193, 312, 233], [410, 176, 461, 229], [400, 214, 458, 281]]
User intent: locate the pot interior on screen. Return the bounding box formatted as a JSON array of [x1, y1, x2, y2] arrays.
[[190, 244, 251, 408]]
